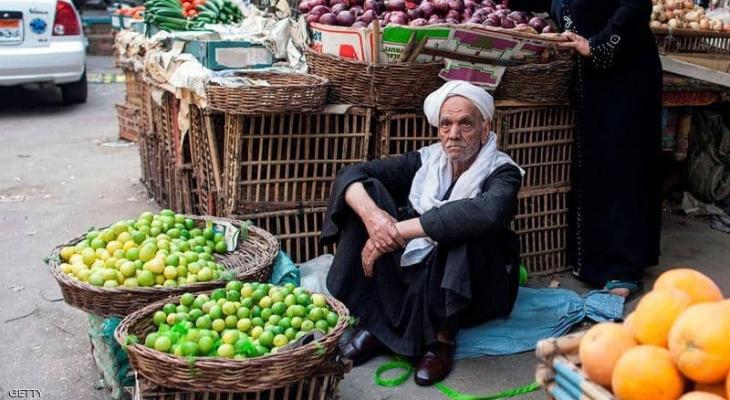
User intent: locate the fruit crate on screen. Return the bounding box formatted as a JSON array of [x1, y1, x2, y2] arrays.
[[220, 107, 372, 216], [126, 357, 351, 400], [188, 105, 225, 216], [377, 106, 575, 190], [165, 97, 199, 215], [534, 331, 617, 400], [116, 102, 142, 142], [237, 205, 332, 264], [652, 27, 730, 55], [124, 69, 145, 107], [514, 186, 570, 276]]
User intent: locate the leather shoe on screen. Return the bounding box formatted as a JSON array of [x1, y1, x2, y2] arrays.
[[341, 329, 388, 366], [414, 341, 455, 386]]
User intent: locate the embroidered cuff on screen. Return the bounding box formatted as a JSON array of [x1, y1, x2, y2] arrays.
[[588, 33, 621, 70]]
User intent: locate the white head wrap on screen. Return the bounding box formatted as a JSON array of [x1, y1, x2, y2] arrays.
[[423, 80, 495, 127]]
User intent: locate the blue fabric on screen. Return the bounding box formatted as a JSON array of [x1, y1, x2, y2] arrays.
[[454, 287, 624, 359], [269, 251, 301, 286]]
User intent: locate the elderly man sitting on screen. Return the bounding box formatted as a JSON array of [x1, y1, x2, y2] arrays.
[[320, 81, 524, 386]]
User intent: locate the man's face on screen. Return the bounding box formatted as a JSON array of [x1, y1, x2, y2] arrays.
[[438, 96, 491, 163]]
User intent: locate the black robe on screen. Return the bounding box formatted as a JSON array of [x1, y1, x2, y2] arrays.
[[511, 0, 663, 284], [321, 152, 523, 356]]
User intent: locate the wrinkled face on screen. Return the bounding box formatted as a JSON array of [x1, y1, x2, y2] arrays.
[[438, 96, 491, 163]]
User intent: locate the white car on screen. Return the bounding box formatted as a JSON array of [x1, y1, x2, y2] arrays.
[[0, 0, 87, 103]]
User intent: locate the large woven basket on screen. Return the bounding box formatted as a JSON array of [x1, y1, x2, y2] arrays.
[[493, 58, 575, 104], [205, 72, 329, 115], [652, 27, 730, 54], [115, 288, 350, 392], [48, 216, 279, 317], [305, 48, 444, 109]]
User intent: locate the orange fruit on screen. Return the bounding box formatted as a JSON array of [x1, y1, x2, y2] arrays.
[[623, 312, 636, 337], [612, 345, 685, 400], [726, 370, 730, 399], [654, 268, 723, 305], [633, 288, 692, 347], [579, 323, 637, 388], [694, 382, 727, 398], [678, 392, 725, 400], [669, 302, 730, 384]]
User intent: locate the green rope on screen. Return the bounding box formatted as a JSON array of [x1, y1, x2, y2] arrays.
[[374, 357, 540, 400]]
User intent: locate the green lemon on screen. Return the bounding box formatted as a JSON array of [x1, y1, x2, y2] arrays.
[[300, 320, 314, 332], [212, 319, 226, 332], [153, 311, 167, 326], [198, 336, 214, 354], [222, 330, 239, 345], [315, 320, 329, 333], [181, 341, 199, 356], [296, 294, 311, 306], [273, 334, 288, 348], [225, 315, 238, 329], [208, 305, 223, 320], [326, 311, 339, 327], [237, 318, 252, 332], [214, 241, 227, 254], [308, 307, 324, 322], [290, 317, 303, 330], [258, 331, 274, 347], [137, 270, 154, 287], [196, 315, 212, 330], [154, 336, 172, 352]]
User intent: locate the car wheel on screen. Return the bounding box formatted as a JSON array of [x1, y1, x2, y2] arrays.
[[61, 72, 88, 104]]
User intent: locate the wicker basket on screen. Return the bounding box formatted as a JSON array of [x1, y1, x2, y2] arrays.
[[115, 289, 350, 392], [237, 205, 332, 264], [48, 217, 279, 317], [125, 69, 145, 107], [128, 357, 351, 399], [305, 48, 444, 109], [221, 107, 372, 215], [535, 331, 617, 399], [188, 106, 225, 216], [653, 27, 730, 54], [515, 186, 570, 276], [116, 102, 142, 142], [493, 58, 575, 104], [205, 72, 328, 115]]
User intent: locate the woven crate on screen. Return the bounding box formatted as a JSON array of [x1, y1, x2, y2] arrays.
[[127, 357, 350, 400], [48, 217, 279, 317], [653, 27, 730, 54], [205, 72, 328, 115], [493, 58, 575, 104], [535, 331, 617, 400], [124, 70, 145, 107], [515, 186, 570, 276], [189, 106, 225, 216], [377, 106, 574, 190], [306, 48, 444, 109], [221, 107, 372, 216], [116, 102, 142, 142], [115, 290, 350, 392], [237, 206, 332, 264]]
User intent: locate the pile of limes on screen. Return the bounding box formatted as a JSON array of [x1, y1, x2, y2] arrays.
[[58, 210, 231, 288], [142, 281, 340, 359]]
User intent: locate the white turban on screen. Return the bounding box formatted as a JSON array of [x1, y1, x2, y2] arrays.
[[423, 80, 495, 127]]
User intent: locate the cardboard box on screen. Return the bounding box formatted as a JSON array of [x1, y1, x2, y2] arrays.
[[182, 40, 274, 70]]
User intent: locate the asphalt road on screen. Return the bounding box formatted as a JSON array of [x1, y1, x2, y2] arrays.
[[1, 57, 729, 400]]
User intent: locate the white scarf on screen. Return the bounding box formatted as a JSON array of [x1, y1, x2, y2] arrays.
[[401, 134, 522, 267]]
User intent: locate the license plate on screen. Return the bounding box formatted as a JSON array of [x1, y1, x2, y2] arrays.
[[0, 11, 23, 45]]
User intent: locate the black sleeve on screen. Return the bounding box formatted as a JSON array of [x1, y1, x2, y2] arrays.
[[419, 164, 522, 244], [588, 0, 650, 70], [320, 152, 422, 243], [507, 0, 552, 12]]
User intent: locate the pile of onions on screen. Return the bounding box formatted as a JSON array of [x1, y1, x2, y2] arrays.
[[300, 0, 553, 32], [650, 0, 729, 32]]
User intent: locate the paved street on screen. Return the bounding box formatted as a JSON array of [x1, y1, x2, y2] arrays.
[[0, 57, 729, 400]]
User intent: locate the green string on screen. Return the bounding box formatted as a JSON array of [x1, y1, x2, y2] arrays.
[[374, 357, 540, 400]]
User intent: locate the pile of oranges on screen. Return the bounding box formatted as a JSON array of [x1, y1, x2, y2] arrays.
[[579, 268, 729, 400]]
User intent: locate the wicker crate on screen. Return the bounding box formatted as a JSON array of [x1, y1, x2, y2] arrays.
[[221, 107, 373, 216], [116, 102, 142, 142], [124, 70, 145, 107], [189, 106, 225, 216], [515, 186, 570, 276], [237, 206, 332, 264], [128, 357, 350, 400], [87, 32, 115, 56], [377, 106, 574, 190], [653, 27, 730, 55]]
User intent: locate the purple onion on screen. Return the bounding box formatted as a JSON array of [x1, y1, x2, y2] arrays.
[[336, 10, 356, 25], [310, 5, 331, 16], [481, 0, 494, 6], [542, 25, 554, 33], [350, 5, 364, 14], [418, 1, 435, 17], [482, 6, 494, 13], [311, 0, 328, 6], [494, 9, 508, 17], [447, 0, 464, 11], [495, 3, 507, 10], [445, 17, 459, 23], [363, 0, 380, 11], [331, 3, 348, 13], [428, 14, 444, 22], [406, 8, 423, 19], [464, 0, 476, 9], [462, 8, 472, 20], [298, 0, 313, 13], [434, 0, 449, 14], [386, 0, 406, 11], [484, 14, 500, 26], [466, 16, 481, 23], [318, 12, 338, 24], [359, 9, 377, 22], [307, 13, 321, 23], [389, 10, 409, 24], [508, 10, 527, 23], [352, 20, 368, 27], [446, 9, 460, 19], [500, 16, 514, 28], [330, 0, 350, 7], [528, 16, 546, 31], [515, 23, 529, 29], [381, 11, 391, 21], [410, 17, 428, 26]]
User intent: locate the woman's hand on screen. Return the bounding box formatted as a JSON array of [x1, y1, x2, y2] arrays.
[[559, 32, 591, 57], [361, 239, 384, 278], [363, 207, 405, 253]]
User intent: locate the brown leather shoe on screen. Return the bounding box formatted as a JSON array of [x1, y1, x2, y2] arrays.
[[341, 329, 388, 366], [414, 341, 455, 386]]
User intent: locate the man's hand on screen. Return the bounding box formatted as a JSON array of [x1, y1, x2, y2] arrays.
[[361, 239, 384, 278], [558, 32, 591, 57], [364, 208, 405, 253]]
